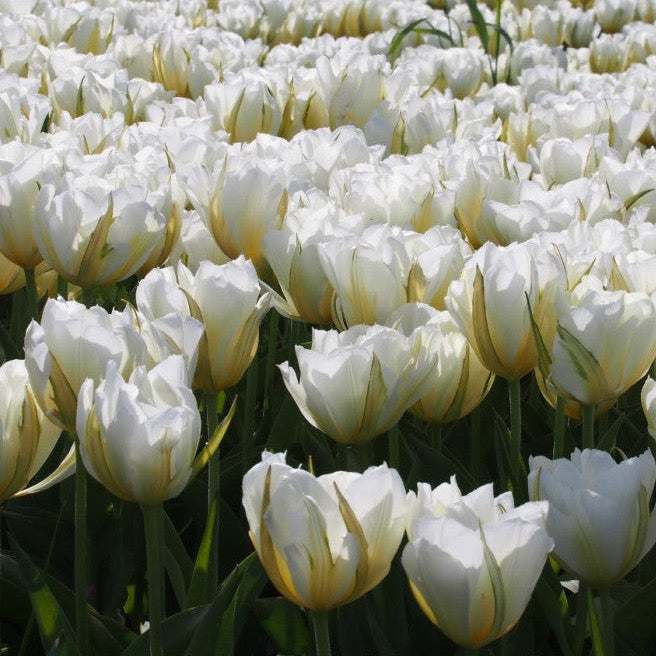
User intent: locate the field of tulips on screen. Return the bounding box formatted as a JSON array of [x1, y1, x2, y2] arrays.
[[2, 0, 656, 654]]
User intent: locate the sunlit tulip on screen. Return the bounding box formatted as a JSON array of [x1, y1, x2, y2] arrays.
[[0, 145, 62, 270], [0, 249, 25, 296], [595, 0, 637, 33], [403, 484, 552, 649], [24, 298, 143, 431], [136, 257, 271, 392], [641, 377, 656, 441], [548, 284, 656, 405], [209, 157, 288, 280], [242, 452, 407, 610], [529, 449, 656, 586], [76, 356, 202, 505], [445, 241, 561, 381], [0, 360, 62, 502], [386, 304, 493, 424], [318, 225, 412, 329], [278, 324, 436, 444], [32, 173, 168, 288]]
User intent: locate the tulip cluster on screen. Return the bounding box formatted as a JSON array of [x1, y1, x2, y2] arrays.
[[2, 0, 656, 655]]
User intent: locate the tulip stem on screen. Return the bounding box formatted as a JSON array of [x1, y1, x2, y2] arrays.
[[263, 311, 280, 416], [574, 583, 589, 656], [82, 287, 95, 307], [74, 440, 90, 654], [581, 403, 595, 449], [205, 391, 220, 593], [309, 609, 331, 656], [142, 503, 164, 656], [431, 423, 442, 453], [599, 587, 614, 656], [553, 396, 566, 459], [242, 362, 258, 473], [24, 267, 38, 320], [388, 424, 400, 470], [508, 378, 522, 482]]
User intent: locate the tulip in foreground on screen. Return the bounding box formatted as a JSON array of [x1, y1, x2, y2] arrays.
[[242, 451, 407, 611], [529, 448, 656, 587], [402, 482, 552, 649]]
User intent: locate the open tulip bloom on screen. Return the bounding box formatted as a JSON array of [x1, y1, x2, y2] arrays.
[[402, 481, 552, 649], [529, 448, 656, 588], [242, 451, 407, 611], [278, 323, 436, 444]]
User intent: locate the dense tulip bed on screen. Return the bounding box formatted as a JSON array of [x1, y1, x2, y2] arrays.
[[1, 0, 656, 655]]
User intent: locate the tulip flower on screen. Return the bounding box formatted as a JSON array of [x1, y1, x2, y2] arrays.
[[641, 377, 656, 441], [548, 283, 656, 407], [76, 356, 203, 505], [528, 448, 656, 587], [0, 360, 63, 502], [278, 324, 436, 444], [242, 451, 407, 610], [24, 298, 143, 431], [403, 483, 552, 649], [136, 257, 271, 393]]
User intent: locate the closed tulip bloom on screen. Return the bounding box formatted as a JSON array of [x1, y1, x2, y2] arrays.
[[446, 241, 561, 381], [77, 356, 201, 505], [318, 225, 412, 329], [403, 486, 552, 649], [209, 157, 288, 280], [242, 452, 407, 610], [0, 360, 62, 502], [386, 304, 493, 424], [136, 257, 271, 392], [278, 324, 436, 444], [24, 298, 143, 431], [529, 449, 656, 587], [549, 284, 656, 405]]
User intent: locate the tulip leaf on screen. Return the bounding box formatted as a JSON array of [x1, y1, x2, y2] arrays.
[[120, 606, 209, 656], [184, 499, 218, 609], [624, 188, 654, 211], [253, 597, 310, 655], [616, 575, 656, 648], [387, 18, 454, 61], [533, 576, 573, 656], [8, 535, 81, 656], [163, 513, 193, 609], [191, 396, 237, 479], [586, 587, 604, 656], [465, 0, 489, 52], [184, 552, 268, 656], [597, 414, 623, 454]]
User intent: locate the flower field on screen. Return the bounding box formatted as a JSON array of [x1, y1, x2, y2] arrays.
[[1, 0, 656, 655]]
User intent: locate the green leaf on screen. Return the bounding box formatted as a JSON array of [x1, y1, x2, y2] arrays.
[[163, 512, 193, 609], [253, 597, 310, 655], [615, 575, 656, 648], [465, 0, 489, 52], [184, 552, 268, 656], [386, 18, 454, 60], [184, 499, 218, 609], [8, 535, 81, 656], [598, 414, 623, 453], [533, 575, 573, 656], [120, 606, 209, 656], [587, 588, 604, 656]]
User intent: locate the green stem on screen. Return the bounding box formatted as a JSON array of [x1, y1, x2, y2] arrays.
[[142, 503, 164, 656], [469, 406, 482, 474], [387, 424, 400, 470], [309, 609, 331, 656], [82, 287, 96, 307], [205, 392, 220, 593], [242, 362, 258, 473], [431, 423, 443, 453], [553, 396, 566, 459], [597, 411, 609, 445], [357, 441, 374, 472], [508, 378, 522, 482], [24, 267, 38, 320], [588, 587, 604, 656], [263, 311, 280, 415], [574, 583, 589, 656], [74, 440, 90, 654], [581, 403, 595, 450], [337, 444, 348, 471], [287, 318, 300, 360], [599, 587, 614, 656], [57, 275, 68, 299]]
